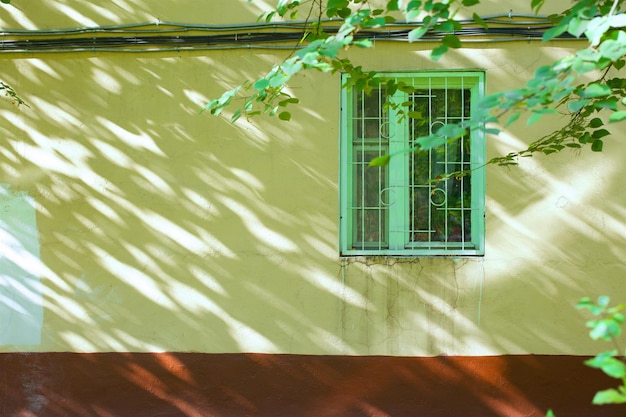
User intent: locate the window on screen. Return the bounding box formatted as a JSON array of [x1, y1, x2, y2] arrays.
[[339, 71, 485, 256]]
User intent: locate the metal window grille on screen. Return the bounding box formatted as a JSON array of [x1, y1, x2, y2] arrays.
[[340, 72, 485, 256]]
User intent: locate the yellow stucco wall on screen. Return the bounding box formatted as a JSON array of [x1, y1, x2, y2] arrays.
[[0, 1, 625, 355], [0, 0, 570, 28]]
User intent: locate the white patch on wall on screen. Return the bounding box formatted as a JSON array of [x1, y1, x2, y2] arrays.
[[0, 185, 42, 345]]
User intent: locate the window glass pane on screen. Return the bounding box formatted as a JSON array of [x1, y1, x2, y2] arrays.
[[446, 88, 471, 118], [408, 86, 472, 245], [352, 149, 388, 247], [354, 88, 388, 141]]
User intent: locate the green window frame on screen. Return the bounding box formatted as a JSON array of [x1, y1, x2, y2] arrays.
[[339, 71, 486, 256]]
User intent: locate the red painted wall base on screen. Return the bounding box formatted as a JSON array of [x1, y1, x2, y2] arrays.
[[0, 353, 621, 416]]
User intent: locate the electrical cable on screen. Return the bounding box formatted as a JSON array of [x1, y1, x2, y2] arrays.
[[0, 12, 581, 54]]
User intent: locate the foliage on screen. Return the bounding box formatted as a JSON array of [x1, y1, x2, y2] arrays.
[[545, 296, 626, 416], [487, 1, 626, 165], [577, 296, 626, 406], [0, 81, 28, 108], [206, 0, 626, 169]]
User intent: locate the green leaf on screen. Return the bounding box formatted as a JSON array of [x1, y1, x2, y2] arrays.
[[369, 154, 391, 167], [362, 16, 386, 28], [505, 111, 521, 127], [599, 35, 626, 61], [531, 0, 544, 13], [254, 78, 270, 90], [592, 129, 610, 139], [591, 139, 604, 152], [442, 34, 462, 48], [281, 59, 303, 76], [231, 109, 242, 123], [581, 83, 611, 98], [568, 17, 589, 38], [278, 97, 299, 107], [431, 44, 448, 61], [527, 109, 557, 125], [585, 16, 611, 46], [416, 134, 447, 150], [437, 123, 466, 138], [472, 13, 488, 29], [577, 297, 593, 309], [354, 39, 373, 48], [462, 0, 480, 6], [533, 64, 555, 79], [598, 295, 611, 307], [327, 0, 349, 9], [609, 110, 626, 123], [440, 21, 455, 32], [408, 26, 429, 42], [337, 7, 352, 18], [588, 318, 610, 338], [202, 99, 218, 113], [278, 111, 291, 121], [579, 132, 591, 144], [568, 99, 590, 112], [407, 111, 422, 119], [572, 57, 602, 73], [589, 117, 604, 128], [592, 388, 626, 405], [268, 71, 290, 87], [406, 0, 422, 10], [406, 1, 422, 20], [594, 98, 618, 111], [386, 0, 401, 11], [586, 351, 619, 369], [609, 14, 626, 28], [264, 11, 275, 23], [543, 24, 568, 41], [586, 356, 626, 378], [480, 93, 503, 109]]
